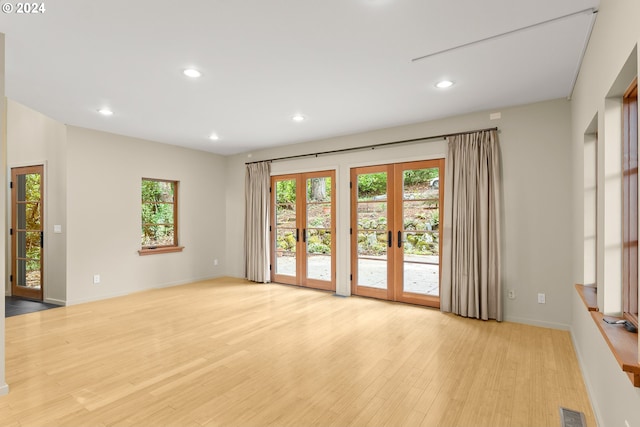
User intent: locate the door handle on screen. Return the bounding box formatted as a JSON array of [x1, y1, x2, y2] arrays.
[[303, 228, 306, 243], [296, 228, 300, 242], [398, 231, 402, 248], [40, 231, 44, 248], [388, 231, 392, 247]]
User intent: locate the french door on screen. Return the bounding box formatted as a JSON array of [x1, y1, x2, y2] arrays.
[[271, 171, 336, 291], [11, 165, 45, 301], [351, 159, 444, 308]]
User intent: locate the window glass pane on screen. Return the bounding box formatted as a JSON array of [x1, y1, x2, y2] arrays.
[[403, 200, 438, 231], [16, 259, 41, 289], [403, 168, 439, 199], [142, 225, 175, 247], [142, 180, 174, 203], [307, 177, 331, 202], [275, 228, 296, 276], [275, 179, 296, 204], [307, 254, 331, 281], [25, 203, 39, 230], [306, 229, 331, 255], [357, 202, 387, 230], [357, 173, 387, 201], [16, 231, 41, 259], [307, 203, 331, 228], [17, 173, 41, 202], [276, 203, 296, 228]]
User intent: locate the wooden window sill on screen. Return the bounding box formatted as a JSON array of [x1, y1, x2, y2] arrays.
[[575, 284, 598, 311], [138, 246, 184, 256], [576, 284, 640, 387]]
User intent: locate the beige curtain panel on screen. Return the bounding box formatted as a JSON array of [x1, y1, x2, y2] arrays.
[[245, 162, 271, 283], [441, 130, 502, 321]]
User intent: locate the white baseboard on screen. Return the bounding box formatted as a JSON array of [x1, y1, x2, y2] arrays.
[[44, 298, 66, 306], [569, 327, 602, 427], [152, 274, 223, 290], [65, 289, 133, 306], [0, 383, 9, 396], [65, 275, 224, 306], [503, 315, 570, 331]]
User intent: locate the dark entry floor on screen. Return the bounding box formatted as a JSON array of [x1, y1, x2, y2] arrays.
[[5, 296, 59, 317]]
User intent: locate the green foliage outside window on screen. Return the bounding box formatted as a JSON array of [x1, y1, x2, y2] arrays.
[[357, 173, 387, 198], [18, 173, 42, 275], [141, 179, 176, 247]]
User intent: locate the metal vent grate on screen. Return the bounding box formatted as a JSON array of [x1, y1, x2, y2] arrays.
[[560, 407, 587, 427]]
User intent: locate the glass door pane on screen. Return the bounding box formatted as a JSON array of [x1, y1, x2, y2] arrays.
[[400, 167, 440, 297], [351, 167, 393, 299], [274, 178, 297, 280], [305, 176, 332, 281]]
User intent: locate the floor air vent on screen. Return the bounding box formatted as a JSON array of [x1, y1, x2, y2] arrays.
[[559, 407, 587, 427]]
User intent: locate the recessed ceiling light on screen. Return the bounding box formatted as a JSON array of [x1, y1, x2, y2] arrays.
[[97, 108, 113, 116], [183, 68, 202, 78], [209, 133, 219, 141], [435, 80, 454, 89], [292, 114, 306, 122]]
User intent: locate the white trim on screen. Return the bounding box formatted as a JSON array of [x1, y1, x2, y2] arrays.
[[43, 298, 65, 306], [570, 327, 603, 427], [0, 383, 8, 396], [503, 315, 570, 331], [65, 275, 224, 306]]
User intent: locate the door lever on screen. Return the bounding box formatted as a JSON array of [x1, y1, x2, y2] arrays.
[[388, 231, 392, 247], [296, 228, 300, 242], [40, 231, 44, 248], [398, 231, 402, 248]]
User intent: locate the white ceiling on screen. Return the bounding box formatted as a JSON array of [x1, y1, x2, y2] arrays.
[[0, 0, 599, 155]]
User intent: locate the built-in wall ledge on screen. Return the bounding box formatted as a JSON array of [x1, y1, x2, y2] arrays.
[[575, 284, 639, 387], [575, 284, 598, 311]]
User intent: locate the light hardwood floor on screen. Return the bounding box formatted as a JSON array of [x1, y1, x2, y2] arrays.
[[1, 277, 595, 426]]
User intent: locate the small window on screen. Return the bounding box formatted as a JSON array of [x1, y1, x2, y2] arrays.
[[139, 178, 183, 255]]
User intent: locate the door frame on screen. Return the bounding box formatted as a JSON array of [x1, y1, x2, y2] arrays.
[[10, 164, 45, 301], [350, 159, 444, 308], [270, 170, 336, 291], [350, 164, 396, 301], [393, 159, 444, 308]]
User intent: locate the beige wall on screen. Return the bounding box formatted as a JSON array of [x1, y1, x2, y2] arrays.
[[570, 0, 640, 426], [65, 126, 226, 305], [226, 97, 575, 329], [6, 100, 67, 304]]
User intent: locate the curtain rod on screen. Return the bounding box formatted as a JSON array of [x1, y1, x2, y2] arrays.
[[245, 126, 498, 165]]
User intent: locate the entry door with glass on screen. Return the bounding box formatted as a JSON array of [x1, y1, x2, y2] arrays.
[[351, 159, 444, 308], [271, 171, 336, 291], [11, 165, 44, 300]]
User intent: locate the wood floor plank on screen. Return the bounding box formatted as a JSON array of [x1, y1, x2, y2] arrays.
[[0, 277, 596, 426]]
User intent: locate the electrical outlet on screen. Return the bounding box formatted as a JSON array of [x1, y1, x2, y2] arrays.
[[537, 293, 546, 304], [214, 259, 218, 266], [508, 289, 516, 300], [93, 274, 100, 284]]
